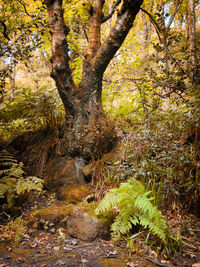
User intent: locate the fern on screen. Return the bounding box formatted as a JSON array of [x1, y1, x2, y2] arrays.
[[95, 177, 167, 243], [16, 176, 44, 195], [0, 216, 27, 243], [0, 150, 43, 206]]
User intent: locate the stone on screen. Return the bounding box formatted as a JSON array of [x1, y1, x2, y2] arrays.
[[30, 204, 73, 229], [67, 205, 110, 241], [44, 157, 77, 189], [82, 163, 95, 176]]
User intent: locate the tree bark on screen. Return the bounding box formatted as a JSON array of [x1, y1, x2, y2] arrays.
[[45, 0, 143, 184], [189, 0, 198, 83]]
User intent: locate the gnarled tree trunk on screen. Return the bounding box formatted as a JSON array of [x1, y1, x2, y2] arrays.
[[45, 0, 143, 184]]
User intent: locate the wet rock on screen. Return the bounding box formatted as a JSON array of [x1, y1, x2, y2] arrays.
[[67, 205, 110, 241], [44, 158, 77, 189], [82, 162, 95, 176]]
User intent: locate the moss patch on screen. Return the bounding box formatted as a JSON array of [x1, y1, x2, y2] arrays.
[[57, 184, 94, 203], [29, 204, 74, 229], [70, 202, 114, 224]]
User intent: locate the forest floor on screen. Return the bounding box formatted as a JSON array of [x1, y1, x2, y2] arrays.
[[0, 125, 200, 266], [0, 191, 200, 267], [0, 219, 200, 267]]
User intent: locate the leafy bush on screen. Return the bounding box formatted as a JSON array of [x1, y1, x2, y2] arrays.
[[95, 177, 167, 243], [0, 87, 65, 141]]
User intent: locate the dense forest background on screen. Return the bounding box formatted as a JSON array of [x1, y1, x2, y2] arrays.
[[0, 0, 200, 265]]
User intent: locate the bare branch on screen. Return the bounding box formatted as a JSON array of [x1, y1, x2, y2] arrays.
[[0, 21, 10, 41], [140, 7, 162, 43], [82, 24, 89, 42], [16, 0, 31, 16], [166, 0, 184, 29]]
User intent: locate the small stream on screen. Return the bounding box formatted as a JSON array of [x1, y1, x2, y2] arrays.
[[0, 240, 158, 267]]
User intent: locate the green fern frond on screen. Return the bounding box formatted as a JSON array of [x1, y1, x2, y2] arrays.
[[95, 193, 123, 214], [16, 176, 44, 195], [96, 177, 167, 243], [0, 177, 16, 198], [0, 150, 43, 206]]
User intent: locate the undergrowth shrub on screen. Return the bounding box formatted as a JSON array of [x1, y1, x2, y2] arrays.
[[102, 99, 200, 216], [0, 86, 65, 141]]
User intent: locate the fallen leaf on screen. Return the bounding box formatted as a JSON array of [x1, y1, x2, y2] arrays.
[[55, 260, 65, 266], [81, 258, 88, 263], [106, 251, 117, 258], [126, 262, 136, 267], [31, 243, 37, 248], [63, 246, 72, 251]]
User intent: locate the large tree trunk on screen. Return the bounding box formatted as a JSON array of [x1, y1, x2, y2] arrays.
[[45, 0, 143, 184]]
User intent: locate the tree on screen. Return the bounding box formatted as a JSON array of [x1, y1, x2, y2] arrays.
[[44, 0, 143, 183], [189, 0, 198, 83]]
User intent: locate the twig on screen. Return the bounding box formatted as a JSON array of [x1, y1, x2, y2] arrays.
[[145, 257, 170, 267], [188, 229, 200, 232], [0, 239, 13, 243]]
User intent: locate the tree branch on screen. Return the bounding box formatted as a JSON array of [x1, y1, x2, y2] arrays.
[[17, 0, 31, 16], [140, 7, 186, 75], [93, 0, 143, 75], [101, 0, 121, 23], [166, 0, 184, 29], [140, 7, 162, 43]]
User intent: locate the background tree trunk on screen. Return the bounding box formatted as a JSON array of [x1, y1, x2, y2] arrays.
[[189, 0, 198, 83]]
